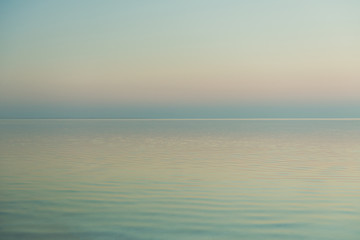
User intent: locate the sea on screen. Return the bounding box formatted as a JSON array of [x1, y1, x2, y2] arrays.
[[0, 119, 359, 240]]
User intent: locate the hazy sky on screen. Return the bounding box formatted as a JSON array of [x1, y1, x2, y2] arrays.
[[1, 0, 359, 118]]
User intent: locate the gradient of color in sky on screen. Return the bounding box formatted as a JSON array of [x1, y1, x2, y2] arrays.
[[1, 0, 359, 118]]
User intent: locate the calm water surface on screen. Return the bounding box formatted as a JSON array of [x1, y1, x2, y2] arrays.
[[0, 119, 360, 240]]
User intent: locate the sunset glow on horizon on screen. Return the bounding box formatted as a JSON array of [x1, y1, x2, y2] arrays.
[[1, 0, 359, 118]]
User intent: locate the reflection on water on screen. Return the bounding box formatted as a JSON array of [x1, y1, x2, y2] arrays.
[[1, 119, 360, 240]]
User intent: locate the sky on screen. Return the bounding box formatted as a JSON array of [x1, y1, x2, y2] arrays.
[[1, 0, 359, 118]]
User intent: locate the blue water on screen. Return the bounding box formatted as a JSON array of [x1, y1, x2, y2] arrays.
[[1, 119, 360, 239]]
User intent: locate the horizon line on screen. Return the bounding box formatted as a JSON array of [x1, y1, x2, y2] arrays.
[[2, 118, 360, 121]]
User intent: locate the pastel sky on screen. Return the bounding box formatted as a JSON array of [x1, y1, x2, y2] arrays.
[[1, 0, 359, 118]]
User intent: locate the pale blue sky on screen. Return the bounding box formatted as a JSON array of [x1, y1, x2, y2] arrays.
[[1, 0, 359, 118]]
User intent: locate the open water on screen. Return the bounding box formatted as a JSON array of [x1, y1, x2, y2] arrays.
[[0, 119, 360, 239]]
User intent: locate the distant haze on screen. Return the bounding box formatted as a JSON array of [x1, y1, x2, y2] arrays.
[[1, 0, 359, 118]]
